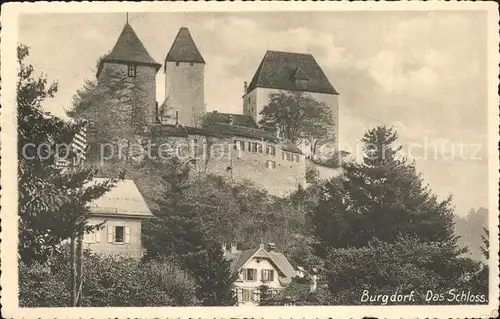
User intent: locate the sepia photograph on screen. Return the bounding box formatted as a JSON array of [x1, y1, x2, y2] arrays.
[[1, 1, 499, 318]]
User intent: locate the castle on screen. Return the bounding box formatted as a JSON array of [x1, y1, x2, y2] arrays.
[[96, 22, 340, 197]]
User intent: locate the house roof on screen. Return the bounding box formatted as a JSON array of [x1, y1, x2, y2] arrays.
[[97, 23, 161, 78], [228, 247, 296, 283], [88, 178, 153, 217], [205, 111, 258, 129], [165, 27, 205, 64], [247, 50, 338, 95]]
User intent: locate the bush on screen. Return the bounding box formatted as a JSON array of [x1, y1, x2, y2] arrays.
[[19, 248, 200, 307]]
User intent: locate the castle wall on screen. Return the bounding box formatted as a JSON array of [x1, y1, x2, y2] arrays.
[[243, 89, 258, 121], [165, 61, 205, 127], [99, 62, 157, 124]]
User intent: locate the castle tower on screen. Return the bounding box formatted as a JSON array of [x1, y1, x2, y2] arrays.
[[96, 22, 161, 124], [163, 27, 205, 127]]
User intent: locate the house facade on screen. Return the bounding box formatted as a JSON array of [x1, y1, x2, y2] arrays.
[[224, 243, 297, 306], [82, 178, 153, 260]]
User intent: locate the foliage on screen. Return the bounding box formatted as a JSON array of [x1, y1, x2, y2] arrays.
[[17, 43, 114, 265], [324, 235, 488, 305], [309, 126, 458, 258], [266, 277, 333, 306], [20, 247, 200, 307], [259, 91, 334, 144], [480, 226, 489, 260], [67, 59, 149, 163]]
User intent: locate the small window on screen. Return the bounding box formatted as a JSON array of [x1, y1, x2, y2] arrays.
[[190, 61, 194, 66], [127, 64, 137, 77], [243, 268, 257, 281], [295, 79, 308, 90], [176, 61, 180, 66], [114, 226, 124, 243], [266, 146, 276, 156], [282, 152, 286, 160], [295, 154, 300, 163], [262, 269, 274, 282], [266, 160, 276, 169], [257, 143, 263, 153], [286, 152, 291, 161], [248, 96, 251, 103]]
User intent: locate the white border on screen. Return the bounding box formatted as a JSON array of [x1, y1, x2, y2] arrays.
[[1, 2, 499, 318]]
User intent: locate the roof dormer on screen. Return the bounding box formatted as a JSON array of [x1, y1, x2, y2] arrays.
[[293, 66, 310, 90]]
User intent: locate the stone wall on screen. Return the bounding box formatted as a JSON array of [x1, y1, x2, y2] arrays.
[[164, 61, 205, 127]]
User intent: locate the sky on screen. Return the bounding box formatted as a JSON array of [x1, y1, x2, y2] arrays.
[[18, 11, 489, 217]]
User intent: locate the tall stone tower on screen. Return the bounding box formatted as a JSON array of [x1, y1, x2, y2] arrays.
[[163, 27, 205, 127], [96, 22, 161, 124]]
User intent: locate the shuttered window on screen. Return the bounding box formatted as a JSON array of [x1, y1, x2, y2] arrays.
[[107, 225, 130, 244]]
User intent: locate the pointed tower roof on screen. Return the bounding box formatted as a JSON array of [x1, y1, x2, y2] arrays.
[[97, 23, 161, 77], [165, 27, 205, 64]]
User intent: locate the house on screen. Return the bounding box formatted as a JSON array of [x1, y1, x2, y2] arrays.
[[82, 178, 153, 260], [224, 243, 297, 306]]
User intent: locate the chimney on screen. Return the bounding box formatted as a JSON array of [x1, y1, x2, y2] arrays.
[[244, 81, 248, 95], [259, 243, 265, 250], [231, 243, 238, 254], [267, 242, 276, 252], [175, 111, 179, 126]]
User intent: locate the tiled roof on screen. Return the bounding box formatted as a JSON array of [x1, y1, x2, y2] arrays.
[[165, 27, 205, 64], [97, 23, 161, 77], [205, 112, 258, 129], [88, 178, 153, 217], [247, 50, 338, 95]]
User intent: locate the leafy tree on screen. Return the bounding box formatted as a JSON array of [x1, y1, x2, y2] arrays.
[[17, 44, 114, 266], [259, 91, 334, 144], [310, 126, 457, 258], [67, 58, 149, 163], [480, 226, 489, 260], [325, 235, 487, 305]]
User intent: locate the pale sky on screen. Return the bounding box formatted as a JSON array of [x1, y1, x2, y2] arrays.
[[18, 11, 489, 217]]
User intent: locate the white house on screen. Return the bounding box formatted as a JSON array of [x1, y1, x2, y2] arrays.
[[82, 178, 153, 260], [224, 242, 297, 306]]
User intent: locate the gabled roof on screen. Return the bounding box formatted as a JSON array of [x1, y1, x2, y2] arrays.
[[97, 23, 161, 77], [293, 67, 310, 80], [228, 247, 296, 283], [247, 50, 338, 95], [165, 27, 205, 64], [205, 112, 258, 129], [88, 178, 153, 218]]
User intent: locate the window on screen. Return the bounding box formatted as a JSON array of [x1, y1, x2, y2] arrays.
[[266, 160, 276, 169], [127, 64, 137, 77], [261, 269, 274, 282], [286, 152, 291, 161], [248, 96, 251, 103], [295, 79, 308, 90], [282, 152, 286, 160], [190, 61, 194, 66], [108, 225, 130, 244], [295, 154, 300, 163], [242, 289, 254, 302], [266, 146, 276, 156], [176, 61, 180, 66], [83, 228, 101, 243], [115, 226, 124, 243], [257, 143, 263, 153], [243, 268, 257, 281]]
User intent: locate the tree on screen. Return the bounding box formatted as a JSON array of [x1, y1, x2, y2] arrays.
[[310, 126, 458, 258], [67, 58, 149, 163], [17, 44, 114, 266], [259, 91, 334, 145], [324, 235, 487, 305], [454, 207, 488, 261]]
